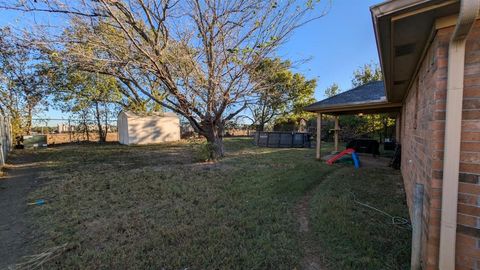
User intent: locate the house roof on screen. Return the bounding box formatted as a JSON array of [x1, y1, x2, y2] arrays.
[[303, 0, 463, 115]]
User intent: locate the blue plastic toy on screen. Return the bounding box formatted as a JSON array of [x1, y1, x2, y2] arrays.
[[28, 199, 46, 206]]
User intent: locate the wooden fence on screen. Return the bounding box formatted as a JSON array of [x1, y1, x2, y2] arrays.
[[0, 115, 12, 167]]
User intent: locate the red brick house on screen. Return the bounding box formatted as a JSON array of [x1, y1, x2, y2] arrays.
[[305, 0, 480, 268]]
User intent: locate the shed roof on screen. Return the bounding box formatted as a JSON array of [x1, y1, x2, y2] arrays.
[[120, 111, 178, 118], [304, 81, 401, 115]]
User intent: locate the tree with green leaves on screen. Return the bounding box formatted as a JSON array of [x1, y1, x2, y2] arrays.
[[0, 27, 48, 137], [246, 58, 316, 131], [2, 0, 328, 159], [340, 62, 393, 142], [274, 73, 316, 126], [324, 83, 341, 98], [351, 62, 383, 87], [49, 69, 122, 142]]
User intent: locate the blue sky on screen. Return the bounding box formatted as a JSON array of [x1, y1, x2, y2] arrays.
[[0, 0, 383, 120], [278, 0, 383, 100]]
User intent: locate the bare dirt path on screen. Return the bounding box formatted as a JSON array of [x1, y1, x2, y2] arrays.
[[0, 151, 43, 269], [295, 190, 327, 270]]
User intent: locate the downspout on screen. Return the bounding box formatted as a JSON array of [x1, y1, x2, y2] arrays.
[[439, 0, 480, 268]]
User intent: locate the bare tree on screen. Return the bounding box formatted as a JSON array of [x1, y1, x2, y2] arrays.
[[1, 0, 328, 159]]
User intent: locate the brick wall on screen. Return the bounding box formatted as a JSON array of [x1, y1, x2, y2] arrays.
[[456, 19, 480, 270], [401, 20, 480, 269], [401, 27, 439, 269]]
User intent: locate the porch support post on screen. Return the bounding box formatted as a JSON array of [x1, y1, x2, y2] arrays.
[[395, 113, 401, 143], [334, 116, 339, 152], [316, 113, 322, 160]]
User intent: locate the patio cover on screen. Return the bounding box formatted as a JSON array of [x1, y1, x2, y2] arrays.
[[304, 81, 402, 159], [304, 81, 401, 115]]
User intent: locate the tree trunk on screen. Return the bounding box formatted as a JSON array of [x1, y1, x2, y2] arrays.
[[94, 101, 106, 143], [82, 111, 90, 141], [103, 102, 109, 142], [202, 124, 225, 160], [254, 123, 265, 146], [25, 106, 33, 135]]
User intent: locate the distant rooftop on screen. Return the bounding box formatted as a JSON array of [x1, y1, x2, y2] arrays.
[[304, 81, 387, 112]]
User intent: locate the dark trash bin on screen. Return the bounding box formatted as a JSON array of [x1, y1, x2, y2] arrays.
[[346, 139, 380, 155]]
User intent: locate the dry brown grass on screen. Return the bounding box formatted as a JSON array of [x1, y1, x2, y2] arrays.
[[9, 138, 410, 269]]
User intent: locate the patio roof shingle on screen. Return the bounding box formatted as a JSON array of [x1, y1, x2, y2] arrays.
[[304, 81, 387, 112]]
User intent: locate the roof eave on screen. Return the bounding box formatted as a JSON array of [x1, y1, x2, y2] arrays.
[[370, 0, 436, 17], [370, 0, 461, 103], [371, 9, 390, 101], [370, 0, 429, 103], [304, 101, 402, 114]]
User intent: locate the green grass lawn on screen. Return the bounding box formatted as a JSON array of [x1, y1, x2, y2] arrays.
[[13, 138, 410, 269], [310, 167, 411, 269]]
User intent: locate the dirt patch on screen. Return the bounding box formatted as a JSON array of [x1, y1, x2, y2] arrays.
[[294, 191, 327, 270], [0, 152, 44, 269]]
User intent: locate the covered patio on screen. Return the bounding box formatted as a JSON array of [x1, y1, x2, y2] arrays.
[[304, 81, 402, 160]]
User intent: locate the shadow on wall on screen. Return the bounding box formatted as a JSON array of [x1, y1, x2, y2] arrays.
[[119, 113, 180, 145]]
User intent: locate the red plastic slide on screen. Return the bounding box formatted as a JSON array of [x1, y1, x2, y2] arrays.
[[326, 148, 355, 165]]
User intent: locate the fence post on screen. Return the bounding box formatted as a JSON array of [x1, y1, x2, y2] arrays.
[[411, 183, 424, 270], [68, 119, 72, 143]]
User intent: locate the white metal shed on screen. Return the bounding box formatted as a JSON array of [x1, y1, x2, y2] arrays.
[[117, 111, 180, 145], [0, 115, 12, 167]]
